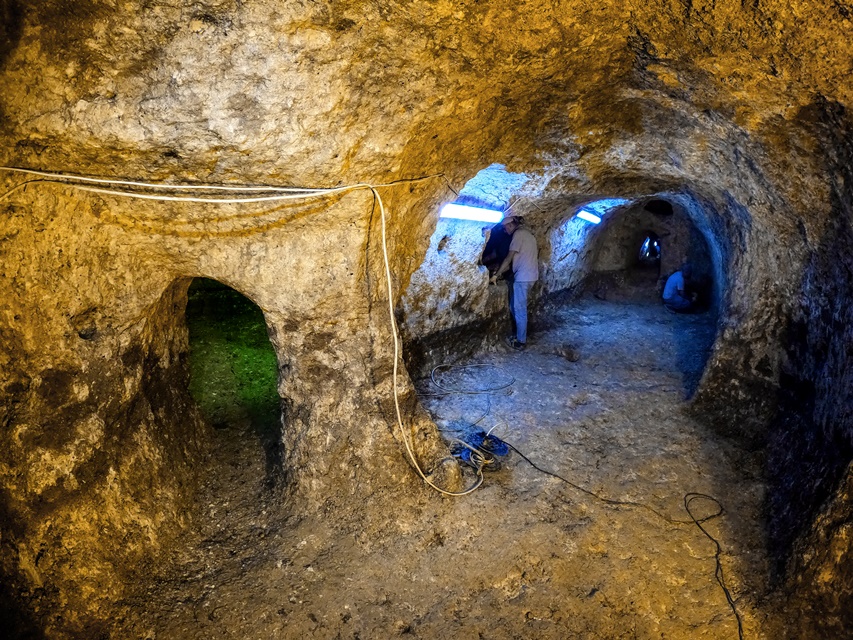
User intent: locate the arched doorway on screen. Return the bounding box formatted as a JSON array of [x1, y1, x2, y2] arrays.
[[584, 199, 714, 308], [544, 196, 721, 398], [185, 278, 282, 485]]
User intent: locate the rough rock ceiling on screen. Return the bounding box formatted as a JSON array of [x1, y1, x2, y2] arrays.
[[1, 1, 852, 637], [2, 0, 850, 185]]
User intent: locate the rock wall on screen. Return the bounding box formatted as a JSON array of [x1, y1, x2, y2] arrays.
[[0, 182, 456, 635], [1, 0, 852, 635], [767, 99, 853, 636], [0, 189, 210, 635]]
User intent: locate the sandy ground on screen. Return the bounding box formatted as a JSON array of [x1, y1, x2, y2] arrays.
[[113, 298, 785, 639]]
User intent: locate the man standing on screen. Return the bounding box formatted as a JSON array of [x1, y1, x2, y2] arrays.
[[481, 220, 516, 337], [490, 216, 539, 350]]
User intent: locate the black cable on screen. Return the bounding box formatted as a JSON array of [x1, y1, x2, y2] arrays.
[[429, 363, 515, 394], [684, 493, 745, 640], [422, 364, 745, 637], [505, 439, 745, 640], [503, 440, 696, 526], [439, 174, 460, 198]]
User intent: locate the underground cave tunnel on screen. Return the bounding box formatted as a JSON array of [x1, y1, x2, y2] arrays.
[[572, 196, 719, 395], [581, 198, 715, 308], [2, 0, 853, 638]]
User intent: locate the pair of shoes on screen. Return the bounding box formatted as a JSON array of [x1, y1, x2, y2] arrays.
[[504, 336, 526, 351]]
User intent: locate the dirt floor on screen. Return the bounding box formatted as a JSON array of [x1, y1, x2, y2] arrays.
[[112, 292, 787, 639]]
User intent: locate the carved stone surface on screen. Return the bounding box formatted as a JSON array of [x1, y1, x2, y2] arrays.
[[0, 0, 851, 635]]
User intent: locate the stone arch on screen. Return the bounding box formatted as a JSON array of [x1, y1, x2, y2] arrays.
[[542, 193, 726, 304], [538, 191, 728, 397]]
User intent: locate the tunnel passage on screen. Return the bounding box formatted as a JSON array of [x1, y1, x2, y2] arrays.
[[402, 190, 726, 400], [397, 183, 776, 640], [542, 195, 722, 396], [584, 198, 715, 309], [185, 278, 283, 485]]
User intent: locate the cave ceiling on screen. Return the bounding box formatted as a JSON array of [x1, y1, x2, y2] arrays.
[[0, 0, 850, 195]]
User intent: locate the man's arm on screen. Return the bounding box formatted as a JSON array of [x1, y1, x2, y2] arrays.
[[490, 250, 517, 283]]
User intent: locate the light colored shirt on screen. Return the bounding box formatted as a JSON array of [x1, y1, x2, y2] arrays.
[[509, 228, 539, 282], [663, 270, 685, 301]]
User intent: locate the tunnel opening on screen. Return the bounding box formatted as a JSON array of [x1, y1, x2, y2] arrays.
[[185, 278, 283, 486], [403, 188, 730, 471], [637, 231, 661, 268], [542, 195, 721, 398], [403, 190, 725, 398], [398, 187, 769, 640], [399, 163, 531, 376], [584, 198, 715, 308]]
